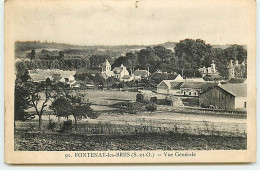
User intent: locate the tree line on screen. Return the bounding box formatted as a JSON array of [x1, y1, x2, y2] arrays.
[[111, 39, 247, 78], [16, 39, 247, 79]]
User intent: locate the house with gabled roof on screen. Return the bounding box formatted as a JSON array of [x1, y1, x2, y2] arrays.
[[199, 83, 247, 109], [180, 81, 218, 97], [133, 69, 150, 79], [29, 69, 76, 83], [101, 59, 114, 79], [227, 78, 247, 84], [113, 64, 129, 79], [157, 74, 184, 95]]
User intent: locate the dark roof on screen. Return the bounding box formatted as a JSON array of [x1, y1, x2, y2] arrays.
[[121, 75, 132, 79], [180, 81, 218, 91], [133, 70, 150, 77], [53, 76, 62, 81], [170, 82, 184, 90], [218, 84, 247, 97], [71, 81, 81, 86], [228, 78, 247, 84], [203, 74, 224, 81], [113, 67, 123, 74], [76, 69, 101, 75]]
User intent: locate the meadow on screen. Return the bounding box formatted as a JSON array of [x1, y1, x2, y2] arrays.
[[15, 90, 247, 151]]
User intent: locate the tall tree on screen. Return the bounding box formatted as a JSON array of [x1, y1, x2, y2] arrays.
[[14, 83, 31, 122], [223, 45, 247, 63], [174, 39, 213, 77], [50, 94, 99, 130], [24, 78, 52, 130]]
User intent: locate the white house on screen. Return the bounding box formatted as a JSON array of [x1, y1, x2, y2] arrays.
[[29, 69, 76, 83], [120, 74, 142, 82], [133, 69, 150, 79], [100, 59, 114, 79], [113, 64, 130, 79], [157, 74, 184, 95], [185, 77, 205, 82]]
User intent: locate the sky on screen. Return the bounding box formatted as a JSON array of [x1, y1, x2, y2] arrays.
[[11, 0, 254, 46]]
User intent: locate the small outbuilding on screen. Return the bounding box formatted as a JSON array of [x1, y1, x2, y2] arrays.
[[199, 83, 247, 109], [180, 81, 218, 97]]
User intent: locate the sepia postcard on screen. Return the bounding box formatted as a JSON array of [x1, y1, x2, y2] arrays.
[[4, 0, 256, 164]]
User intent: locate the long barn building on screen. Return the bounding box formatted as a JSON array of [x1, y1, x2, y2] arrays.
[[199, 83, 247, 110]]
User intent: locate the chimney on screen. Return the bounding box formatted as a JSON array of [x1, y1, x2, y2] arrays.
[[235, 60, 239, 65], [147, 67, 150, 73]]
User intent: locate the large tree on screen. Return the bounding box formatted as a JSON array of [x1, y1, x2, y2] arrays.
[[14, 83, 31, 122], [50, 94, 99, 130], [174, 39, 213, 77], [137, 47, 160, 73], [24, 78, 52, 130], [89, 55, 110, 68], [223, 45, 247, 63]]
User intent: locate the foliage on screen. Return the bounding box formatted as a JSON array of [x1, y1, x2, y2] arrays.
[[23, 78, 52, 130], [16, 40, 247, 81], [50, 93, 99, 130], [16, 69, 30, 83], [14, 83, 31, 121], [93, 74, 105, 85], [89, 55, 110, 68], [145, 104, 157, 112]]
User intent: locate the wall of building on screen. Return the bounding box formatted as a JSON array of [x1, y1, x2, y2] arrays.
[[181, 88, 201, 97], [157, 82, 169, 94], [199, 87, 235, 109], [235, 97, 247, 109]]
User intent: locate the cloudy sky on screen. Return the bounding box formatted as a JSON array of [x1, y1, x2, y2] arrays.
[[12, 0, 253, 46]]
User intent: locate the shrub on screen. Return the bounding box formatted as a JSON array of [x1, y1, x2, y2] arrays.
[[136, 93, 144, 103], [61, 120, 73, 133], [145, 104, 157, 112], [150, 97, 157, 103]]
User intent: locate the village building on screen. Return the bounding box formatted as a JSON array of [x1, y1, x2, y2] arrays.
[[157, 74, 184, 95], [198, 60, 224, 81], [69, 81, 81, 88], [133, 69, 150, 79], [100, 59, 114, 79], [184, 77, 205, 82], [227, 59, 246, 79], [199, 83, 247, 109], [180, 81, 218, 97], [198, 60, 220, 77], [228, 78, 247, 84], [29, 69, 76, 84], [112, 64, 130, 79], [120, 74, 141, 82]]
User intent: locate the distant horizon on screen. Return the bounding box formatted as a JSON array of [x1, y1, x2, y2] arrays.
[[15, 40, 247, 47]]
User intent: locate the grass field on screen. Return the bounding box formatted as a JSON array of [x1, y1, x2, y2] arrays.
[[14, 131, 246, 151], [16, 90, 247, 151]]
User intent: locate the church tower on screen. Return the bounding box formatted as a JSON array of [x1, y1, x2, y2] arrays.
[[101, 59, 111, 72], [227, 60, 235, 79], [210, 60, 216, 74]]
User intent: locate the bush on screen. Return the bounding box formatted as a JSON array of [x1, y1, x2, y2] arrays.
[[136, 93, 144, 103], [61, 120, 73, 133], [88, 110, 100, 119], [150, 97, 157, 103], [145, 104, 157, 112], [47, 120, 56, 130]]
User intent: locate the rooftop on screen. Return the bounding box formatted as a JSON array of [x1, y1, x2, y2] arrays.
[[218, 83, 247, 97], [181, 81, 218, 91]]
